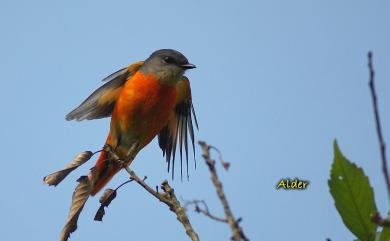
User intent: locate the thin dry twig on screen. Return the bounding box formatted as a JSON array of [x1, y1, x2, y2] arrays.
[[209, 145, 230, 170], [184, 199, 228, 223], [368, 52, 390, 199], [104, 145, 200, 241], [198, 141, 249, 241]]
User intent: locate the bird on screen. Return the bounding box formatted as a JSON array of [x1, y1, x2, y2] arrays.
[[45, 49, 198, 241]]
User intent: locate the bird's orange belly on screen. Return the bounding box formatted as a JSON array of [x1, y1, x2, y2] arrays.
[[110, 72, 177, 153]]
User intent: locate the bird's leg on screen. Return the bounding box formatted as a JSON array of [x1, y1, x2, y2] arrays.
[[103, 142, 139, 170], [103, 144, 118, 159], [102, 144, 122, 167], [123, 142, 140, 168]]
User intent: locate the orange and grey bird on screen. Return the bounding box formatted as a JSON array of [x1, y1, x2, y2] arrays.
[[45, 49, 198, 241]]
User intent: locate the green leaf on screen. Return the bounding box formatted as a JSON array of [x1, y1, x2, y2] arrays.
[[379, 228, 390, 241], [329, 140, 378, 241]]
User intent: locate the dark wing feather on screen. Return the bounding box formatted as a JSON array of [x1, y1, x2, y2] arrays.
[[158, 76, 198, 180], [66, 62, 143, 121], [101, 67, 128, 82]]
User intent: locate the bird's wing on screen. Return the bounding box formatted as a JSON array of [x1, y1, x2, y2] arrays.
[[158, 76, 199, 180], [66, 61, 144, 121]]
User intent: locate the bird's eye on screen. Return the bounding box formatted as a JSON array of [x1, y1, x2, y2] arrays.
[[163, 56, 174, 64]]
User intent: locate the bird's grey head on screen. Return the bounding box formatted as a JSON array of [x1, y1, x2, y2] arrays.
[[141, 49, 196, 85]]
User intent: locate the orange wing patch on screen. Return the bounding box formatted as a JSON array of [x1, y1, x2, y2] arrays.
[[66, 61, 144, 121]]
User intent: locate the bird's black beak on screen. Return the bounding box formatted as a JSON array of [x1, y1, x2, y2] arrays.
[[180, 63, 196, 69]]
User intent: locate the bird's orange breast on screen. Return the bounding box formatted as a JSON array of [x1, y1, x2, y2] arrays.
[[110, 71, 177, 150]]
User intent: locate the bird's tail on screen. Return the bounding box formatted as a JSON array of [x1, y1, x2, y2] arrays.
[[90, 149, 121, 196]]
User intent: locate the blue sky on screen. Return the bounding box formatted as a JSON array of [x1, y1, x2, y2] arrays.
[[1, 0, 390, 240]]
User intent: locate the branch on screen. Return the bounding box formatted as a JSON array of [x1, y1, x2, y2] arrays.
[[103, 145, 200, 241], [124, 167, 200, 241], [198, 141, 249, 241], [184, 199, 228, 223], [368, 52, 390, 199]]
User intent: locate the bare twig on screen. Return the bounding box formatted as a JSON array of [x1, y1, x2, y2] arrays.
[[368, 52, 390, 199], [104, 145, 200, 241], [125, 167, 200, 241], [209, 145, 230, 170], [184, 199, 228, 223], [198, 141, 249, 241]]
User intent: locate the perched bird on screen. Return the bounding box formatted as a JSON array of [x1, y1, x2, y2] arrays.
[[45, 49, 198, 241]]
